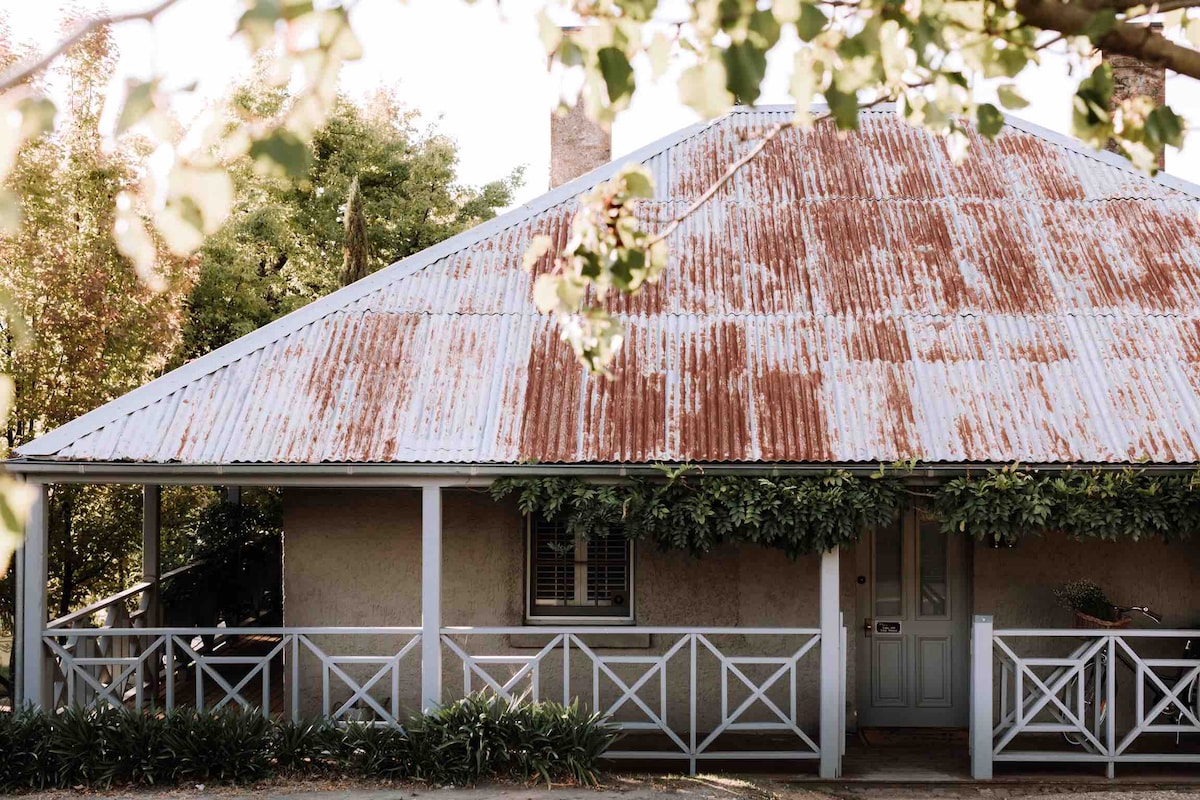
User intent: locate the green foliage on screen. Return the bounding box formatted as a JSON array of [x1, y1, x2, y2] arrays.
[[497, 467, 1200, 555], [177, 87, 522, 362], [0, 696, 617, 791], [935, 467, 1200, 546], [158, 707, 274, 783], [492, 469, 906, 557], [0, 707, 54, 790], [1054, 578, 1117, 622], [409, 694, 618, 786], [160, 494, 283, 627], [340, 175, 369, 287]]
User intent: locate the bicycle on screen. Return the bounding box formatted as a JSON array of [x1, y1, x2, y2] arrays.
[[1061, 605, 1173, 749]]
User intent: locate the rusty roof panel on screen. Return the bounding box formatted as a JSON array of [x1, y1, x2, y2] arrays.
[[17, 107, 1200, 465]]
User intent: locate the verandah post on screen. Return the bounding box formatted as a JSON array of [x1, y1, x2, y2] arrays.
[[819, 546, 841, 779], [421, 484, 443, 712], [971, 614, 994, 780], [20, 482, 50, 709], [142, 485, 161, 627]]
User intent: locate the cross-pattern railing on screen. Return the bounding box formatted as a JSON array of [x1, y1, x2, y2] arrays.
[[441, 626, 824, 774], [42, 627, 421, 726], [972, 618, 1200, 779]]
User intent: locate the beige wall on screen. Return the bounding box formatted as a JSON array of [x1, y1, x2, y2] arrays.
[[284, 488, 1200, 730], [973, 532, 1200, 627]]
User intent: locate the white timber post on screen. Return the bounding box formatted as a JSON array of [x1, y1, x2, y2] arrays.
[[421, 485, 442, 712], [12, 537, 24, 707], [971, 614, 994, 780], [20, 483, 50, 709], [143, 485, 161, 626], [819, 546, 841, 779]]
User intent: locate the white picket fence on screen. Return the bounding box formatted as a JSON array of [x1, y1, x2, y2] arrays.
[[972, 617, 1200, 778]]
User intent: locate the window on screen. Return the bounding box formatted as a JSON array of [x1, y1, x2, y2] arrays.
[[526, 515, 633, 621]]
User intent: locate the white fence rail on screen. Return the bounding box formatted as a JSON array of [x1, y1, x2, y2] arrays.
[[42, 627, 421, 726], [441, 626, 825, 773], [972, 617, 1200, 779]]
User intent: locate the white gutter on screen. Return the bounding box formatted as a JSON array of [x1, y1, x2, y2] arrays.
[[4, 459, 1197, 486]]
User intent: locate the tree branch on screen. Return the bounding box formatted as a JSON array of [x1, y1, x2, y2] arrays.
[[1015, 0, 1200, 80], [0, 0, 185, 93]]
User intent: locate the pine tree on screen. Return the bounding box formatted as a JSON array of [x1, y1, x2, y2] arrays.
[[340, 175, 369, 286]]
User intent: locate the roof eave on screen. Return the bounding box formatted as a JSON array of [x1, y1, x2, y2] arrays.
[[6, 457, 1198, 486]]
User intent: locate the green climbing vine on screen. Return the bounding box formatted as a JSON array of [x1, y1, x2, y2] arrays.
[[935, 467, 1200, 546], [491, 468, 906, 557], [491, 466, 1200, 556]]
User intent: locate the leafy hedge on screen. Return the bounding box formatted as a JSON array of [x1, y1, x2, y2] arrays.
[[492, 469, 905, 557], [0, 695, 617, 791]]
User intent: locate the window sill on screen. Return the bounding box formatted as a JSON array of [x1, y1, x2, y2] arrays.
[[508, 631, 651, 649]]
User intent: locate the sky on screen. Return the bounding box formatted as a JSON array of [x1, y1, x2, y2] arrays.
[[7, 0, 1200, 205]]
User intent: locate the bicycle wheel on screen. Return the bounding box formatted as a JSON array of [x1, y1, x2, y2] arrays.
[[1063, 659, 1106, 749]]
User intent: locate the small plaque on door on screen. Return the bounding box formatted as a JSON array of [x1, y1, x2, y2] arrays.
[[875, 620, 902, 635]]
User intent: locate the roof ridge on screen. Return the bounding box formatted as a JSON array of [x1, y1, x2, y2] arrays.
[[16, 113, 728, 458]]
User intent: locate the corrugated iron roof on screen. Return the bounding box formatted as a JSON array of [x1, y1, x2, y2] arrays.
[[15, 106, 1200, 466]]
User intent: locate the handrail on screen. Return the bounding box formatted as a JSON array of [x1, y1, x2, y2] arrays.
[[159, 559, 203, 582], [44, 626, 422, 636], [45, 581, 153, 630], [996, 628, 1200, 637], [44, 560, 205, 631], [441, 626, 820, 635]]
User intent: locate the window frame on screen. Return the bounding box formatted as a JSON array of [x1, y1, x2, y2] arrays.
[[523, 514, 635, 625]]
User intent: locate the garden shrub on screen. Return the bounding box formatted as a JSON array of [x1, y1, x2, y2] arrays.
[[0, 694, 616, 792]]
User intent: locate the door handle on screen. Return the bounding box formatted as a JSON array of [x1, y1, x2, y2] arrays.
[[863, 617, 874, 637]]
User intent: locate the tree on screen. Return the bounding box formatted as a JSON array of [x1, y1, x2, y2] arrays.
[[341, 176, 369, 287], [176, 86, 521, 362], [0, 22, 193, 618]]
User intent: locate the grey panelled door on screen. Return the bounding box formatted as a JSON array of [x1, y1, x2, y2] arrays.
[[855, 508, 970, 727]]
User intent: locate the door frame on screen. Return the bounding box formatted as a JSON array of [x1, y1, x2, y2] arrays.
[[852, 506, 974, 729]]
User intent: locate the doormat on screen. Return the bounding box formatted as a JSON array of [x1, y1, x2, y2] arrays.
[[858, 727, 968, 746]]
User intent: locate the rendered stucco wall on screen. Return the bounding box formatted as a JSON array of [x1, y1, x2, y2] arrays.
[[973, 532, 1200, 627], [282, 487, 825, 731]]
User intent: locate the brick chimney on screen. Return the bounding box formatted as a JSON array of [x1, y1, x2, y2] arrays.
[[1102, 23, 1166, 162], [550, 99, 612, 188], [549, 29, 611, 189]]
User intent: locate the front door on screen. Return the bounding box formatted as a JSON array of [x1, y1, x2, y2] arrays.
[[855, 508, 970, 727]]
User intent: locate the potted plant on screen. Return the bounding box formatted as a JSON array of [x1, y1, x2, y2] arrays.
[[1054, 579, 1131, 629]]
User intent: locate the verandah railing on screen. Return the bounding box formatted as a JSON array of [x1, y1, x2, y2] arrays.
[[442, 626, 829, 772], [971, 617, 1200, 779], [39, 623, 841, 773], [42, 627, 422, 725]]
